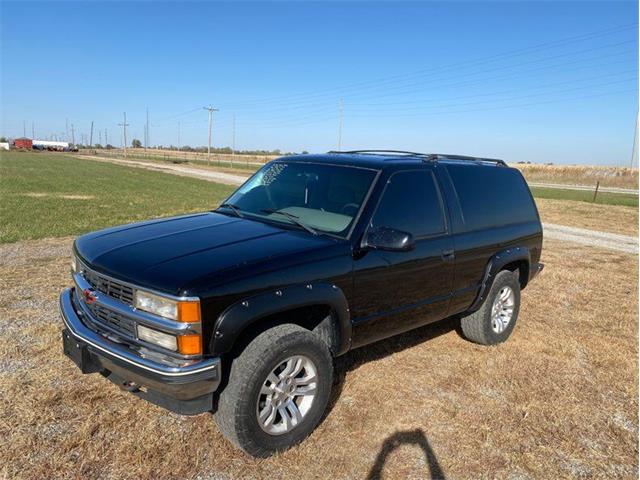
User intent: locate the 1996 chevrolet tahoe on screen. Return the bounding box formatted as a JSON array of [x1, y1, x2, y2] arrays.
[[60, 150, 543, 457]]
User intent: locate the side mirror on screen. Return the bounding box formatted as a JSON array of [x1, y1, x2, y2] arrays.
[[364, 226, 415, 252]]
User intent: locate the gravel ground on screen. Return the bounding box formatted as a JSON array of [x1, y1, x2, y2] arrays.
[[75, 154, 249, 186], [543, 223, 638, 254]]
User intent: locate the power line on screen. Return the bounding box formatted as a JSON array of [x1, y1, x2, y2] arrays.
[[224, 23, 637, 109]]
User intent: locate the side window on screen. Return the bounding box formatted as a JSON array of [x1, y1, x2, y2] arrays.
[[446, 164, 538, 231], [371, 170, 446, 237]]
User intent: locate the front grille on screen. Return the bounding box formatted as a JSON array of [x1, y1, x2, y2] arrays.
[[86, 302, 137, 337], [76, 259, 137, 339], [79, 261, 135, 305]]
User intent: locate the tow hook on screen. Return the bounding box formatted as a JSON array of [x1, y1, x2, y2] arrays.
[[121, 380, 141, 393]]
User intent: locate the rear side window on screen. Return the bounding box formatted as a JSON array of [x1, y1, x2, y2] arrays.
[[446, 164, 538, 231], [371, 170, 446, 237]]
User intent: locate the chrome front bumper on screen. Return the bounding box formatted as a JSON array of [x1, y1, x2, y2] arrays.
[[60, 287, 221, 414]]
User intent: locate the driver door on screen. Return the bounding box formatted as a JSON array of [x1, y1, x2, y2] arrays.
[[350, 168, 455, 348]]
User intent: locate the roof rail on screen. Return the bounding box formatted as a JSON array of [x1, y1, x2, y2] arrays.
[[328, 149, 427, 157], [327, 150, 507, 166], [423, 153, 507, 166]]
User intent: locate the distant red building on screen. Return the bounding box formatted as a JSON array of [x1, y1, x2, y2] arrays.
[[14, 137, 33, 149]]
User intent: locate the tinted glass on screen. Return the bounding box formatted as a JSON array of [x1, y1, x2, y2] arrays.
[[225, 162, 376, 236], [446, 164, 538, 231], [371, 170, 446, 237]]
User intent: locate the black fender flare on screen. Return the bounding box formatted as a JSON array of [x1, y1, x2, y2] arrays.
[[468, 247, 531, 312], [210, 282, 352, 356]]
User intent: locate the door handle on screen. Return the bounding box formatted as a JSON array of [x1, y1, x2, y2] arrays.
[[441, 249, 455, 261]]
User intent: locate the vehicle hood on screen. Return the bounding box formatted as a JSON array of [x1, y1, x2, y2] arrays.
[[74, 212, 341, 295]]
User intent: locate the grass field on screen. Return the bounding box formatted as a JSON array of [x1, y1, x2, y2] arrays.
[[530, 186, 638, 207], [0, 152, 235, 243]]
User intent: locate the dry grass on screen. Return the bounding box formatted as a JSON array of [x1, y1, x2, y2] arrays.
[[0, 234, 637, 479], [515, 163, 639, 189], [536, 198, 639, 236]]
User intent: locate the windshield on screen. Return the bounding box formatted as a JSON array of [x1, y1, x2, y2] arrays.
[[222, 162, 377, 237]]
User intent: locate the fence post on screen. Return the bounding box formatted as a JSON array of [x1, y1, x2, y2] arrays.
[[592, 181, 600, 202]]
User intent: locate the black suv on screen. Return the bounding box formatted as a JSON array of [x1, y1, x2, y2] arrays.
[[60, 151, 543, 456]]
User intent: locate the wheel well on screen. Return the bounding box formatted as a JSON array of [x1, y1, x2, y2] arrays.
[[502, 260, 529, 289], [226, 304, 341, 360]]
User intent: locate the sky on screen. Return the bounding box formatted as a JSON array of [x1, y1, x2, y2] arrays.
[[1, 1, 638, 165]]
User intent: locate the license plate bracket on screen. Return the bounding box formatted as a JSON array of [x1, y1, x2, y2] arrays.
[[62, 331, 101, 374]]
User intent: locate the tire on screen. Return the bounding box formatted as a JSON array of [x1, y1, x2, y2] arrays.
[[214, 324, 333, 457], [460, 269, 521, 345]]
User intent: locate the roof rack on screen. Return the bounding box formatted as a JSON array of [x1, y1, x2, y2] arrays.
[[328, 150, 507, 166], [328, 149, 426, 156], [423, 154, 507, 166]]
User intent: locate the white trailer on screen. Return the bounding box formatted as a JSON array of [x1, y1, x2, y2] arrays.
[[33, 140, 70, 149]]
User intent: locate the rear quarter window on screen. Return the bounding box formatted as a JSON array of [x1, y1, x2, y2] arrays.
[[446, 164, 538, 231]]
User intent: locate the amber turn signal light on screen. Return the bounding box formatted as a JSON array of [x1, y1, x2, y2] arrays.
[[178, 334, 202, 355], [177, 301, 201, 323]]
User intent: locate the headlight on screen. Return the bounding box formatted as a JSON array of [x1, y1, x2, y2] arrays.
[[71, 254, 77, 273], [134, 290, 201, 322], [137, 324, 178, 351], [134, 290, 179, 320], [134, 290, 202, 354]]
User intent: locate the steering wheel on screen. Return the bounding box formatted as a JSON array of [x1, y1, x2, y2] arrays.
[[341, 203, 360, 216]]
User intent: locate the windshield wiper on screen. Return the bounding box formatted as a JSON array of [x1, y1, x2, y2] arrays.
[[260, 208, 318, 235], [217, 203, 244, 218]]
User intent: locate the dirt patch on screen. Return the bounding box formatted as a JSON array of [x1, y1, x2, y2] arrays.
[[76, 155, 248, 186], [0, 236, 637, 479], [20, 193, 96, 200]]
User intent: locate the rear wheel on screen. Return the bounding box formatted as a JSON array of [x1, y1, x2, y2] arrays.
[[460, 270, 521, 345], [214, 324, 333, 457]]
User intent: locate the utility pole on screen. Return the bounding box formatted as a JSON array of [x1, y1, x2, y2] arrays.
[[203, 105, 219, 166], [145, 107, 149, 151], [631, 111, 638, 169], [65, 118, 69, 142], [32, 122, 35, 139], [177, 121, 181, 146], [337, 98, 344, 151], [99, 130, 102, 146], [118, 112, 130, 158], [71, 124, 75, 145], [232, 114, 236, 168], [105, 129, 108, 147], [89, 121, 94, 148]]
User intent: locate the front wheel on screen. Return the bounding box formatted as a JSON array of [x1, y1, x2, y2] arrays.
[[460, 269, 521, 345], [214, 324, 333, 457]]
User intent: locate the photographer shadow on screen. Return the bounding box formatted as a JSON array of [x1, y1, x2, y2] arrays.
[[366, 429, 445, 480]]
